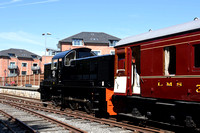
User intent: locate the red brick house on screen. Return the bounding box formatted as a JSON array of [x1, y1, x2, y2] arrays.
[[0, 48, 42, 77], [58, 32, 120, 55]]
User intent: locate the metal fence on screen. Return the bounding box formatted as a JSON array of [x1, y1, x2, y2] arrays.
[[0, 74, 44, 87]]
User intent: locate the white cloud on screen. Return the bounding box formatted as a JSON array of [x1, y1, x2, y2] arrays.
[[0, 0, 22, 6], [0, 0, 59, 8], [0, 31, 43, 46]]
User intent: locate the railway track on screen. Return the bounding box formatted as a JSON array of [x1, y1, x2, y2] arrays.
[[0, 109, 37, 133], [0, 93, 173, 133], [0, 102, 85, 133]]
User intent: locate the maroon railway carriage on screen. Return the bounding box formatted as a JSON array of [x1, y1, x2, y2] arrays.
[[112, 19, 200, 129]]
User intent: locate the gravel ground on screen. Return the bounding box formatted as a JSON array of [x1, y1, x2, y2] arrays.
[[34, 109, 133, 133]]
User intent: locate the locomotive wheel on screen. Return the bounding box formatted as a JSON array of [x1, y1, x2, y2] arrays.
[[84, 101, 93, 114], [69, 102, 79, 110]]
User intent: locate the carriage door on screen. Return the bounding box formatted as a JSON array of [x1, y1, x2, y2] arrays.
[[114, 47, 132, 95], [131, 46, 141, 95]]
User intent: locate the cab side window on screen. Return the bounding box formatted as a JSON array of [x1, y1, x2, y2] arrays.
[[65, 51, 76, 66], [51, 59, 58, 70]]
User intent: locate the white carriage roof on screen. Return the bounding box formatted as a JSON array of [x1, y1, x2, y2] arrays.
[[116, 19, 200, 47]]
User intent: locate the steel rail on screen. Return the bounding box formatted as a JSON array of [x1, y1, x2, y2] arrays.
[[1, 100, 87, 133], [0, 109, 38, 133], [0, 119, 15, 133]]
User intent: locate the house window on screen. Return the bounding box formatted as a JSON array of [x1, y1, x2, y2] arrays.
[[33, 63, 38, 67], [72, 39, 83, 46], [194, 44, 200, 68], [10, 70, 14, 74], [9, 70, 17, 77], [164, 46, 176, 75], [10, 62, 15, 66], [92, 50, 101, 56], [109, 40, 118, 47], [22, 63, 27, 67], [21, 71, 26, 75], [8, 53, 15, 57], [110, 50, 115, 55], [33, 71, 38, 74]]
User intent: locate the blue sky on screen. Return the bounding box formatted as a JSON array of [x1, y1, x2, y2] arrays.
[[0, 0, 200, 56]]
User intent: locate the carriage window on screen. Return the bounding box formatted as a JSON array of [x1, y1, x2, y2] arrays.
[[194, 44, 200, 68], [51, 59, 58, 70], [65, 51, 76, 66], [164, 46, 176, 75]]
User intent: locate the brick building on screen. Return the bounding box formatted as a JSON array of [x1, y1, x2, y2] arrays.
[[0, 48, 42, 77], [58, 32, 120, 55]]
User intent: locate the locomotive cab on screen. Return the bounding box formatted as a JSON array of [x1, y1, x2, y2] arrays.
[[50, 48, 95, 85]]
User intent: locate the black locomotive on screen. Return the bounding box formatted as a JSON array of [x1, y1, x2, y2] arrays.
[[40, 48, 114, 115]]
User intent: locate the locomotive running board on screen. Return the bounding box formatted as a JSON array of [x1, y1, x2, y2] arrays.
[[118, 113, 147, 120]]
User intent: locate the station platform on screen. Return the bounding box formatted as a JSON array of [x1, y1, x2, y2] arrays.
[[0, 86, 40, 99]]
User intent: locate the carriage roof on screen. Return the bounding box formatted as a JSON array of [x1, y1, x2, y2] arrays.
[[116, 19, 200, 47]]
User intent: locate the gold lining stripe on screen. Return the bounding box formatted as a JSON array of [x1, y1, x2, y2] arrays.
[[141, 39, 200, 51], [141, 75, 200, 79], [142, 33, 200, 47]]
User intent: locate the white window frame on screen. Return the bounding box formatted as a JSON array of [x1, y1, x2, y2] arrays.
[[22, 62, 27, 67], [92, 50, 101, 56], [72, 39, 83, 46], [10, 62, 16, 66], [110, 50, 115, 55]]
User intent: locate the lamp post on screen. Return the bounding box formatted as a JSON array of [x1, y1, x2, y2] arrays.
[[42, 32, 52, 64]]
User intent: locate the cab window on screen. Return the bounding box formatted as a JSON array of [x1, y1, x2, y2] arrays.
[[51, 59, 58, 70], [65, 51, 76, 66]]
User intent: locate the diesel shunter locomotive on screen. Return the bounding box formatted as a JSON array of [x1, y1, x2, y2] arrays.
[[40, 48, 115, 115]]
